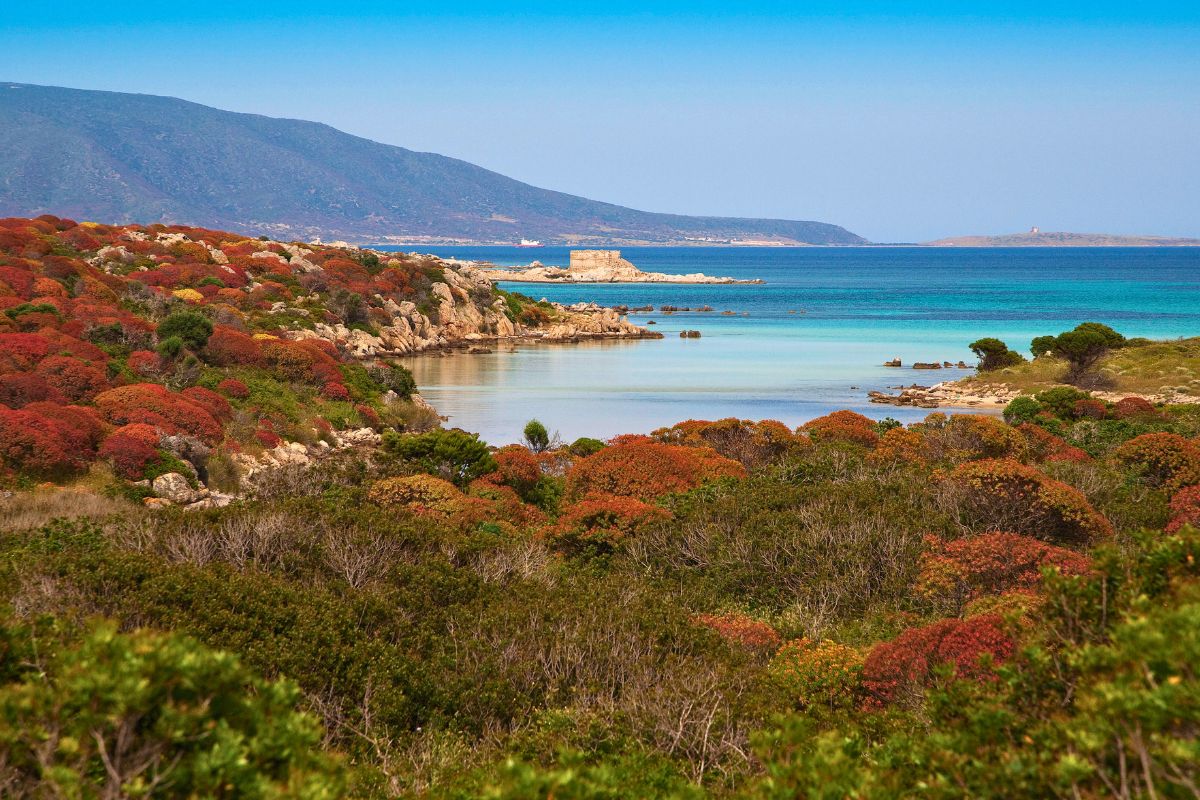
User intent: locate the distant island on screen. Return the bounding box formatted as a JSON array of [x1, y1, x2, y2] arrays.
[[0, 82, 864, 247], [475, 249, 761, 284], [925, 229, 1200, 247]]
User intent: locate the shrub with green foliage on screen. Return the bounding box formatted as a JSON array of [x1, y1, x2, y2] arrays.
[[156, 309, 213, 350], [969, 337, 1026, 371], [382, 428, 497, 486], [0, 621, 343, 798]]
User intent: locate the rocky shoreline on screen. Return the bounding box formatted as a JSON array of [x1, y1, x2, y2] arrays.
[[472, 249, 761, 285], [869, 380, 1200, 410], [284, 261, 661, 359]]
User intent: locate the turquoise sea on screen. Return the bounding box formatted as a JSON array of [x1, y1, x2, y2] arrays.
[[387, 247, 1200, 444]]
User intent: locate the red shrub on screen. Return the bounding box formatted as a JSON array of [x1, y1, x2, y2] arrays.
[[181, 386, 233, 420], [355, 404, 380, 429], [321, 382, 350, 401], [487, 445, 542, 494], [1113, 396, 1159, 420], [916, 532, 1092, 605], [204, 325, 263, 367], [1114, 433, 1200, 492], [1072, 398, 1109, 420], [949, 458, 1113, 544], [126, 350, 162, 377], [862, 615, 1014, 704], [869, 426, 926, 466], [0, 373, 58, 408], [0, 332, 53, 372], [802, 410, 879, 447], [693, 613, 781, 651], [217, 378, 250, 399], [34, 355, 108, 403], [23, 401, 105, 452], [0, 406, 84, 476], [566, 440, 745, 501], [98, 423, 162, 479], [1166, 485, 1200, 533], [92, 383, 223, 444]]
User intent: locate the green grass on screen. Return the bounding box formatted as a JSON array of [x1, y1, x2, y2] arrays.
[[962, 337, 1200, 395]]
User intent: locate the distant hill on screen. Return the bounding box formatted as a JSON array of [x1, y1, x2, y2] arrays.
[[0, 82, 864, 246], [925, 231, 1200, 247]]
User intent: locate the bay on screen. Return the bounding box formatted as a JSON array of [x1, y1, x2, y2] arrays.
[[384, 246, 1200, 444]]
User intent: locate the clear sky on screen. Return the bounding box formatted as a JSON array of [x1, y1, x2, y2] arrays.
[[3, 1, 1198, 241]]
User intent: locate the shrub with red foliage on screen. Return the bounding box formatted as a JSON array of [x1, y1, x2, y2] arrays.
[[0, 373, 58, 408], [34, 355, 108, 403], [1017, 423, 1090, 463], [98, 423, 162, 479], [1072, 398, 1109, 420], [356, 404, 381, 429], [93, 383, 223, 444], [566, 440, 745, 501], [321, 382, 350, 401], [1165, 485, 1200, 533], [654, 418, 809, 467], [0, 406, 84, 476], [862, 615, 1015, 705], [693, 612, 781, 651], [1113, 396, 1159, 420], [23, 402, 105, 452], [126, 350, 162, 377], [949, 458, 1113, 544], [916, 532, 1092, 606], [1113, 433, 1200, 492], [204, 326, 262, 367], [217, 378, 250, 399], [181, 386, 233, 421], [0, 333, 53, 372], [550, 492, 672, 551], [486, 445, 542, 495]]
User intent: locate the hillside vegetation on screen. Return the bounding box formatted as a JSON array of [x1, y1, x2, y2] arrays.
[[3, 216, 1200, 797], [0, 83, 864, 246]]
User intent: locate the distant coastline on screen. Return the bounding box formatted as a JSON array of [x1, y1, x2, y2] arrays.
[[924, 230, 1200, 247]]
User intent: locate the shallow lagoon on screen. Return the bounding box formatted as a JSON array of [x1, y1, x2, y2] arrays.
[[391, 246, 1200, 443]]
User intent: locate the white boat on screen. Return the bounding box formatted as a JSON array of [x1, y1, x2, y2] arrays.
[[516, 238, 543, 248]]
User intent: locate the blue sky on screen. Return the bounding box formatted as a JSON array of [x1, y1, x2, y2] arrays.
[[3, 1, 1198, 241]]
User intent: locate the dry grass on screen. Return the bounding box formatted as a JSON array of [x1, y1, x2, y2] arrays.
[[960, 337, 1200, 395], [0, 486, 136, 532]]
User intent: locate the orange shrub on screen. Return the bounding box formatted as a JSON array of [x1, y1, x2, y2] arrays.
[[487, 445, 542, 495], [654, 418, 810, 467], [948, 458, 1113, 544], [925, 414, 1027, 463], [1113, 433, 1200, 493], [693, 612, 782, 651], [916, 532, 1092, 605], [802, 410, 879, 447], [1113, 396, 1159, 420], [565, 440, 745, 501], [770, 638, 863, 709], [93, 383, 224, 444], [1166, 485, 1200, 533], [869, 426, 925, 466], [98, 423, 161, 479]]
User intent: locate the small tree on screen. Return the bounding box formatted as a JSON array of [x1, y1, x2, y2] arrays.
[[969, 338, 1025, 372], [382, 428, 497, 486], [1039, 322, 1126, 385], [523, 419, 551, 453]]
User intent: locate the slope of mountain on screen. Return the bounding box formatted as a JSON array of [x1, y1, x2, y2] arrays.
[[0, 82, 864, 246], [925, 231, 1200, 246]]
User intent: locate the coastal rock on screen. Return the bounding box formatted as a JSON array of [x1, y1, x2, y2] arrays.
[[152, 472, 205, 504]]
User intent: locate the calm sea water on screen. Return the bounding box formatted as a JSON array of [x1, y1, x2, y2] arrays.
[[382, 246, 1200, 444]]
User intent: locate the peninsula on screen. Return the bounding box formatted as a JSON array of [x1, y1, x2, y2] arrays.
[[925, 230, 1200, 247], [477, 249, 762, 284]]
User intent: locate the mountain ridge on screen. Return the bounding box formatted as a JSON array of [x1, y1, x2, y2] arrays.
[[0, 82, 865, 246]]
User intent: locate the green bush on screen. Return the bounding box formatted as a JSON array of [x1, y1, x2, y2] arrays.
[[157, 309, 214, 350]]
